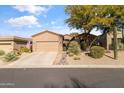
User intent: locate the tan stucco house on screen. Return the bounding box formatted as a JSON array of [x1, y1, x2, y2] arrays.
[[0, 30, 123, 53], [63, 34, 73, 47], [0, 36, 31, 53], [32, 30, 63, 52], [64, 34, 72, 41], [98, 31, 123, 50]]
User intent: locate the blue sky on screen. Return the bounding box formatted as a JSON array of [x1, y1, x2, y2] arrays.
[[0, 5, 101, 38]]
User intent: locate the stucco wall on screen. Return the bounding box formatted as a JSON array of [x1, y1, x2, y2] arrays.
[[32, 32, 63, 52], [13, 41, 28, 50], [107, 32, 122, 50], [64, 35, 72, 40], [33, 32, 60, 42], [0, 41, 14, 53]]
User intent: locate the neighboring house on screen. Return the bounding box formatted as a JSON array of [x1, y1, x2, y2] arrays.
[[70, 32, 124, 50], [72, 33, 97, 43], [98, 31, 123, 50], [0, 36, 31, 53], [32, 30, 63, 52], [0, 30, 123, 53], [63, 34, 73, 47], [71, 33, 97, 50], [64, 34, 72, 41]]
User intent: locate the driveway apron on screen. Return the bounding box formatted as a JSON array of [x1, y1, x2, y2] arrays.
[[8, 52, 57, 67]]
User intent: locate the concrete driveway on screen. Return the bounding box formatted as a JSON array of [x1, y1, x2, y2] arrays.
[[8, 52, 57, 67]]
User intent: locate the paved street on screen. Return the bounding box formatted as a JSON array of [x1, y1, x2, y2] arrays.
[[0, 68, 124, 88]]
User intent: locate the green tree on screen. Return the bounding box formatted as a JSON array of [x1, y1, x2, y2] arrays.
[[65, 6, 96, 48], [65, 5, 124, 60], [70, 32, 79, 37]]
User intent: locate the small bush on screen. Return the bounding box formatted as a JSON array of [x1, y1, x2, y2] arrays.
[[73, 56, 80, 60], [20, 47, 31, 53], [13, 49, 22, 56], [81, 41, 87, 51], [63, 46, 67, 51], [4, 52, 19, 62], [68, 41, 81, 55], [0, 50, 5, 56], [119, 43, 124, 50], [66, 50, 70, 54], [90, 46, 105, 59], [68, 53, 74, 57]]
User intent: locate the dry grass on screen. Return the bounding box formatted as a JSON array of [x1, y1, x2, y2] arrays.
[[67, 51, 124, 65]]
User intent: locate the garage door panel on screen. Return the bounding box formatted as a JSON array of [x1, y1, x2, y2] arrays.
[[0, 43, 12, 53], [36, 42, 59, 52]]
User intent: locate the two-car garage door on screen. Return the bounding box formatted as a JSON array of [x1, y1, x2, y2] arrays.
[[0, 43, 12, 53], [36, 41, 59, 52]]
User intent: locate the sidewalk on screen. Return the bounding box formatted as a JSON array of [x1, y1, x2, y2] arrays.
[[1, 64, 124, 68]]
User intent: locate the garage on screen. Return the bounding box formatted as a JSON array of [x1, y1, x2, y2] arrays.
[[32, 30, 63, 52], [0, 42, 13, 53], [36, 41, 59, 52], [0, 36, 31, 53]]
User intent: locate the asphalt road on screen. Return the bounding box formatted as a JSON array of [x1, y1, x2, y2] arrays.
[[0, 68, 124, 88]]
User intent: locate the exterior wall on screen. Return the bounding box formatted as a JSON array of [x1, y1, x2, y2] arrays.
[[32, 32, 63, 52], [98, 32, 123, 50], [35, 42, 59, 52], [0, 41, 14, 53], [64, 35, 72, 40], [98, 34, 107, 49], [94, 31, 123, 50], [0, 40, 29, 53], [33, 32, 60, 42], [106, 32, 122, 50], [13, 41, 28, 51]]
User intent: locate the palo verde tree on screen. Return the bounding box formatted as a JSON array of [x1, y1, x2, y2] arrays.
[[65, 6, 96, 48], [65, 5, 124, 60], [70, 32, 79, 37]]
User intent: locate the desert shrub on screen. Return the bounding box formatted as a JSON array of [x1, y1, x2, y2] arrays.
[[4, 52, 19, 62], [81, 41, 87, 51], [119, 43, 124, 50], [68, 53, 74, 57], [0, 50, 5, 56], [66, 50, 70, 54], [73, 55, 80, 60], [90, 46, 105, 58], [63, 46, 67, 51], [68, 41, 81, 55], [13, 49, 22, 56], [20, 47, 31, 53]]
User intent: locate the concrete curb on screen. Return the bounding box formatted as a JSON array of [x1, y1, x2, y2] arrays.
[[1, 65, 124, 68]]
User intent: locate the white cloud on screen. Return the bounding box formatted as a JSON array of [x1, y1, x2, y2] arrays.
[[45, 25, 101, 36], [43, 25, 80, 35], [36, 24, 42, 28], [48, 25, 102, 36], [43, 14, 47, 18], [7, 15, 40, 27], [51, 21, 56, 25], [13, 5, 51, 15]]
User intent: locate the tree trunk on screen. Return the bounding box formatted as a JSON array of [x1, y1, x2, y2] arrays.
[[113, 28, 118, 60], [89, 36, 99, 49]]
